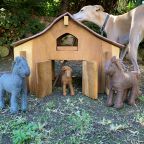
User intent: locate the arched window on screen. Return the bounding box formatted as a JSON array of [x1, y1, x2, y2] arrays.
[[57, 33, 78, 51]]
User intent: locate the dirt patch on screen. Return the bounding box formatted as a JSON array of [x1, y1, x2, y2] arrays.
[[0, 57, 144, 144]]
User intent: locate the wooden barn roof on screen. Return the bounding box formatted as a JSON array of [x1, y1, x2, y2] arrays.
[[13, 12, 125, 49]]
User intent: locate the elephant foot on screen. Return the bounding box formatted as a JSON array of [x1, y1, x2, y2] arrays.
[[114, 103, 124, 109]]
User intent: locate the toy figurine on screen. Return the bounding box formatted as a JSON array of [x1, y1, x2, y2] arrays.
[[61, 66, 74, 96], [105, 56, 139, 109], [0, 56, 30, 114]]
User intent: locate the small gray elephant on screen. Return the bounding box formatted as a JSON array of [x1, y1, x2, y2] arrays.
[[0, 56, 30, 114]]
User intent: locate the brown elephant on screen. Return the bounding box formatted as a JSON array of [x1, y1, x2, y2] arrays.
[[105, 56, 140, 109]]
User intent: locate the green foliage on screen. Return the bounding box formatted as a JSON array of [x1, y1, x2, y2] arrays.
[[135, 113, 144, 126], [98, 118, 112, 126], [83, 21, 107, 36], [138, 95, 144, 102], [68, 110, 92, 135], [46, 101, 56, 110], [39, 0, 61, 16], [116, 0, 137, 14], [0, 8, 45, 54], [0, 116, 46, 144], [12, 122, 43, 144]]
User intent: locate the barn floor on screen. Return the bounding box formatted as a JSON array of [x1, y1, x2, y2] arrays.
[[0, 57, 144, 144]]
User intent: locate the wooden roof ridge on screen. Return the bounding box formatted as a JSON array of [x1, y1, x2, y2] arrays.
[[12, 12, 125, 48]]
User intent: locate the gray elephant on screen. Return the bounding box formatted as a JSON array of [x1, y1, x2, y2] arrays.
[[0, 56, 30, 114]]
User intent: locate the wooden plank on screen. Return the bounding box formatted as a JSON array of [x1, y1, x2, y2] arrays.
[[36, 60, 52, 98], [64, 16, 69, 26], [82, 61, 98, 99], [112, 45, 120, 58], [57, 46, 78, 51], [20, 51, 26, 58], [82, 61, 89, 96]]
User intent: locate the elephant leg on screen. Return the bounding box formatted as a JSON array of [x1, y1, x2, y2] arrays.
[[0, 88, 5, 109], [114, 90, 124, 109], [63, 84, 67, 96], [10, 91, 19, 114], [106, 89, 114, 107], [21, 80, 28, 112], [69, 83, 74, 96]]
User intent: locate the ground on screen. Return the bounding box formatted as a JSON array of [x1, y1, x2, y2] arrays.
[[0, 57, 144, 144]]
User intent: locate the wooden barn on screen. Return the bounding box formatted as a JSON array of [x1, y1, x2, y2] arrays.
[[13, 12, 124, 99]]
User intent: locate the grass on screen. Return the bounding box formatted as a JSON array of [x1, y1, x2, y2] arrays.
[[0, 88, 144, 144], [0, 58, 144, 144]]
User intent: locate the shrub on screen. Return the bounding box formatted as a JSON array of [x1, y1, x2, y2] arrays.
[[0, 8, 45, 56]]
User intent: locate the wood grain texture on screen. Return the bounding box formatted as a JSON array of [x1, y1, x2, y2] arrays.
[[82, 61, 98, 99], [20, 51, 26, 58], [36, 60, 52, 98], [64, 16, 69, 26], [57, 46, 78, 51]]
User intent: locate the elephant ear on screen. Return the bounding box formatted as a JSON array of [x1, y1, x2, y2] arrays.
[[94, 5, 104, 11]]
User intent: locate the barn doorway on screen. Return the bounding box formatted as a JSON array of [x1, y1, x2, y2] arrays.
[[53, 60, 82, 91], [36, 60, 98, 99]]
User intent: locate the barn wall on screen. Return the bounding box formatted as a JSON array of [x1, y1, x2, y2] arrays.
[[31, 18, 104, 93], [112, 45, 120, 58], [32, 18, 103, 62]]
